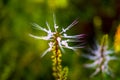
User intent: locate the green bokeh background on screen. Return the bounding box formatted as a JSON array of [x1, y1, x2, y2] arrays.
[[0, 0, 120, 80]]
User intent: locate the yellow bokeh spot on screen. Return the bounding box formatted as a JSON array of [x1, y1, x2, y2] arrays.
[[48, 0, 68, 9], [28, 0, 44, 3], [93, 16, 102, 28]]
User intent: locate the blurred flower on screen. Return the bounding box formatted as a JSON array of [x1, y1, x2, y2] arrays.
[[114, 24, 120, 53], [84, 34, 116, 77], [29, 14, 85, 57]]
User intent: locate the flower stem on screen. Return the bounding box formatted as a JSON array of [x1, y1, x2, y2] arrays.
[[51, 33, 68, 80], [51, 33, 62, 80]]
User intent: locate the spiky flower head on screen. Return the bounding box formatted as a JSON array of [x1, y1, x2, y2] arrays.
[[29, 15, 85, 57], [84, 34, 116, 77]]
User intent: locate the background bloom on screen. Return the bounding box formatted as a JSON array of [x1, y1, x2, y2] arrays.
[[84, 34, 116, 77], [114, 24, 120, 53]]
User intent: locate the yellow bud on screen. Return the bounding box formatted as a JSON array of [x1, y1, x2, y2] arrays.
[[51, 55, 55, 59], [52, 67, 57, 71], [52, 73, 57, 78], [58, 50, 62, 57]]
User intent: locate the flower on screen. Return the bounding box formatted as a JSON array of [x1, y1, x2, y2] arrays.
[[29, 15, 85, 57], [114, 24, 120, 53], [83, 34, 116, 77]]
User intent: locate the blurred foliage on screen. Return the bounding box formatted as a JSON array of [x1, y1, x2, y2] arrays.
[[0, 0, 120, 80]]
